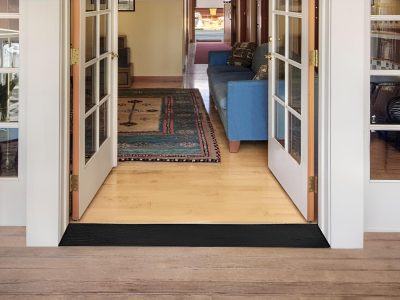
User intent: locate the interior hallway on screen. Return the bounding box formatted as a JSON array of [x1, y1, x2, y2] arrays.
[[76, 44, 306, 225]]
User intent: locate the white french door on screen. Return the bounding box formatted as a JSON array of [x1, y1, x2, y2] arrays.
[[268, 0, 316, 221], [367, 2, 400, 230], [71, 0, 117, 220]]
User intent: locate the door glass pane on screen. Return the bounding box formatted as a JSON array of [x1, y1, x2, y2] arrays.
[[99, 101, 108, 146], [0, 0, 19, 13], [289, 17, 302, 63], [276, 0, 286, 11], [0, 20, 19, 68], [86, 0, 96, 11], [289, 113, 301, 164], [275, 101, 285, 148], [275, 58, 285, 100], [371, 0, 400, 15], [0, 128, 18, 177], [100, 0, 108, 10], [100, 14, 108, 54], [288, 65, 301, 114], [371, 131, 400, 180], [99, 58, 108, 100], [85, 65, 96, 112], [85, 16, 97, 62], [275, 15, 285, 56], [85, 113, 96, 163], [370, 77, 400, 125], [289, 0, 302, 12], [371, 21, 400, 70]]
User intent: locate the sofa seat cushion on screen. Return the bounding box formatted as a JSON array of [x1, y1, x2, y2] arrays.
[[210, 71, 255, 110], [207, 64, 250, 76], [212, 83, 228, 110], [209, 70, 255, 85]]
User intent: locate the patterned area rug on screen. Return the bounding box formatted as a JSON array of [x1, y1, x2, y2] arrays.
[[118, 88, 220, 163]]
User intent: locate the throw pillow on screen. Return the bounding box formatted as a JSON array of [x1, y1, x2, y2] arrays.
[[253, 64, 269, 80], [226, 42, 239, 65], [227, 42, 257, 67]]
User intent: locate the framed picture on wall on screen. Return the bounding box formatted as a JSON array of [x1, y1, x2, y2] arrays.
[[118, 0, 135, 11]]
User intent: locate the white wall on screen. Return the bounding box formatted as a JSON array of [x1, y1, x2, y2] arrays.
[[196, 0, 224, 8], [118, 0, 184, 77], [365, 183, 400, 231]]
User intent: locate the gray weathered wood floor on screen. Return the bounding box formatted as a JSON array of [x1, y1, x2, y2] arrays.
[[0, 227, 400, 299]]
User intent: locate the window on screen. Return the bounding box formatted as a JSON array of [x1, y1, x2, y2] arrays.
[[0, 0, 19, 177], [370, 0, 400, 180]]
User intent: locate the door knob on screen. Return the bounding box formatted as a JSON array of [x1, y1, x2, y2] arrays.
[[265, 53, 273, 61]]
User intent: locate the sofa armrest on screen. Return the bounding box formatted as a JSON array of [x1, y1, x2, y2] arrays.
[[226, 80, 268, 141], [208, 50, 231, 66]]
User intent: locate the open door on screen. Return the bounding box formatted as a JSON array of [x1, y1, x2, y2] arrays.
[[71, 0, 117, 220], [268, 0, 316, 221]]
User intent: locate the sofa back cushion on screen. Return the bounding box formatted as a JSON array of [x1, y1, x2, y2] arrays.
[[228, 42, 257, 67], [251, 43, 269, 73]]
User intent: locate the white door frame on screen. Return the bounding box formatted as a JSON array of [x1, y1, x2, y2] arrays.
[[24, 0, 366, 248], [317, 0, 366, 248]]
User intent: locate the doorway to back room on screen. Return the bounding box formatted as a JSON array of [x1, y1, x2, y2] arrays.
[[195, 0, 224, 42], [68, 0, 320, 232]]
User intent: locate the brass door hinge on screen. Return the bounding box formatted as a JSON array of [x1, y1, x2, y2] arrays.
[[70, 175, 79, 192], [70, 47, 80, 65], [308, 176, 318, 193], [310, 49, 319, 68]]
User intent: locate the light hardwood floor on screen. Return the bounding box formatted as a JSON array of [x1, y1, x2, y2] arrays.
[[1, 227, 400, 298], [77, 50, 306, 224]]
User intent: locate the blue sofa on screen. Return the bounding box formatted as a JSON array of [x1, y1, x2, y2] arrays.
[[207, 43, 269, 152]]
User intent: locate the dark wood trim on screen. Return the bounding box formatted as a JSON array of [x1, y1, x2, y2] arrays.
[[231, 0, 238, 45], [190, 0, 196, 43], [239, 0, 247, 42], [258, 0, 269, 44]]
